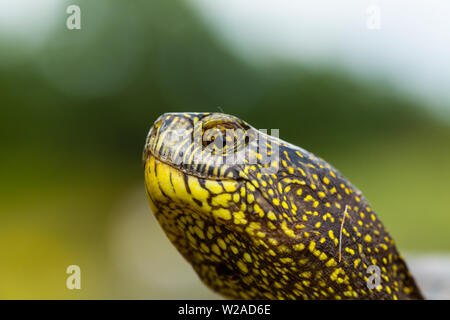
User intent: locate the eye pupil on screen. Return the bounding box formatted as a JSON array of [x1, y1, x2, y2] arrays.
[[202, 136, 215, 148]]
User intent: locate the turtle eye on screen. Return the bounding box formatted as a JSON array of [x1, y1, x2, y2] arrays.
[[202, 120, 252, 155], [202, 134, 227, 149], [202, 125, 228, 153]]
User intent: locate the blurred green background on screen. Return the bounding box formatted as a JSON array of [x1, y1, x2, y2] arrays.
[[1, 0, 449, 299]]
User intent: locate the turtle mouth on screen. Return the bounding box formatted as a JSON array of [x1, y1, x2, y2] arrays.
[[144, 152, 244, 227], [144, 146, 222, 181]]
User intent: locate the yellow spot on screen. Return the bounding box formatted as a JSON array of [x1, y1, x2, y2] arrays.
[[245, 222, 261, 236], [298, 168, 306, 176], [187, 175, 209, 201], [300, 271, 311, 278], [326, 258, 337, 267], [280, 257, 293, 264], [211, 244, 221, 255], [330, 268, 345, 282], [233, 211, 247, 224], [193, 226, 205, 239], [200, 243, 210, 253], [205, 180, 223, 194], [319, 252, 328, 261], [293, 243, 305, 251], [267, 211, 277, 221], [364, 234, 372, 243], [273, 198, 280, 206], [211, 193, 231, 207], [237, 260, 248, 273], [298, 258, 308, 265], [253, 203, 264, 218], [212, 208, 231, 220], [328, 230, 335, 239], [345, 247, 355, 255], [281, 221, 296, 238], [246, 182, 256, 192], [323, 177, 330, 184], [217, 238, 227, 250], [243, 253, 252, 263], [267, 222, 276, 230]]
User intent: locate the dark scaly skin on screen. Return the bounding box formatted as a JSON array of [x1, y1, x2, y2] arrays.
[[143, 112, 424, 300]]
